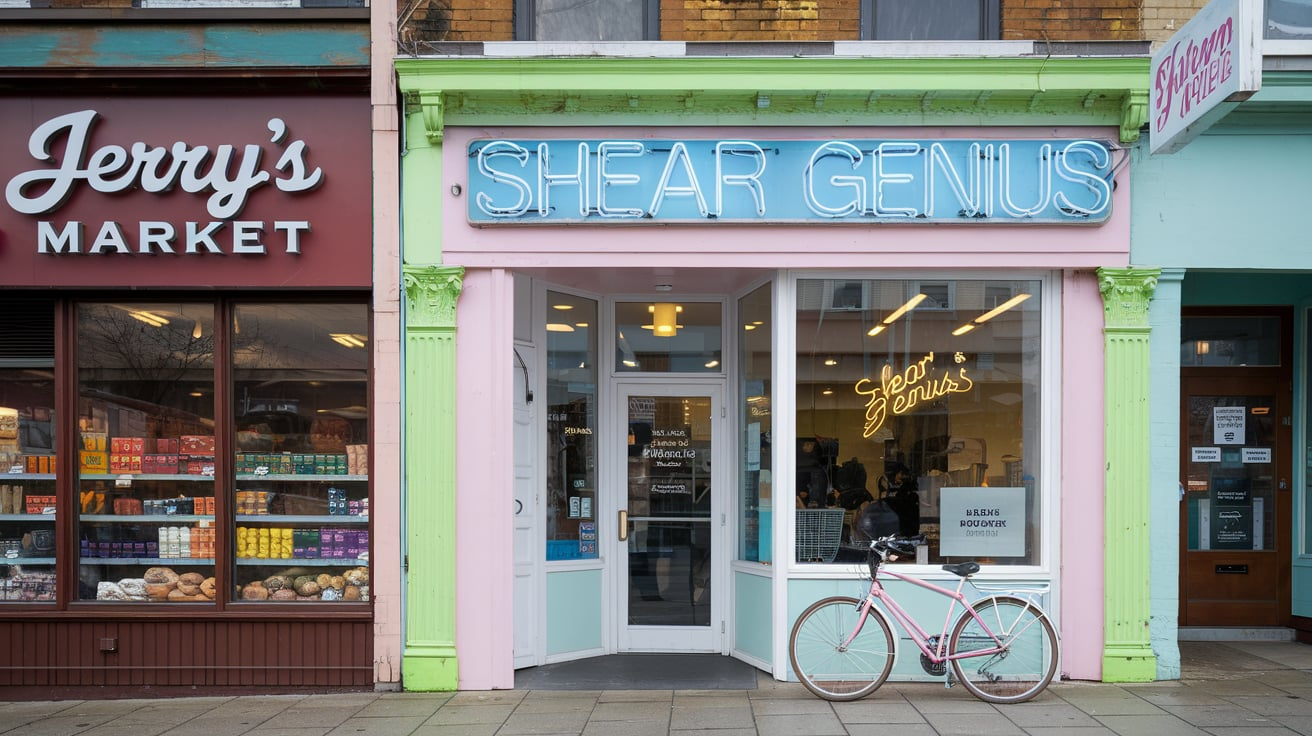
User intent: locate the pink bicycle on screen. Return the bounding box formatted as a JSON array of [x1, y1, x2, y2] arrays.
[[788, 535, 1059, 704]]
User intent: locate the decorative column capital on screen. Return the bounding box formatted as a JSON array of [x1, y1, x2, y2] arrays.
[[1120, 89, 1148, 144], [419, 91, 445, 143], [403, 265, 464, 328], [1098, 267, 1161, 330]]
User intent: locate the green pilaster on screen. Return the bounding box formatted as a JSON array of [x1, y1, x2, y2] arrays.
[[401, 264, 464, 691], [1098, 267, 1160, 682]]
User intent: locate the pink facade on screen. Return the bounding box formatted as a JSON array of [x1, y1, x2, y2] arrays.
[[440, 124, 1127, 689]]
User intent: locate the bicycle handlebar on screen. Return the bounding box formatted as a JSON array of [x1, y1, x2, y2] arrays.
[[866, 534, 927, 575]]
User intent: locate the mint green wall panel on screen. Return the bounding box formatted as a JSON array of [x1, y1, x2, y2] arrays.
[[734, 571, 773, 663], [1133, 135, 1312, 271], [546, 569, 603, 656]]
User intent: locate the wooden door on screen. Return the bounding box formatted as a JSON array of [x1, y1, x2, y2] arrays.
[[1179, 309, 1292, 627]]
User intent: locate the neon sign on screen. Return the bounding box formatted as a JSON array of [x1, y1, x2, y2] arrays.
[[467, 138, 1114, 225], [855, 352, 974, 438]]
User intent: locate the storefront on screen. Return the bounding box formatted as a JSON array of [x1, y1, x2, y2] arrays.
[[0, 91, 380, 689], [1133, 0, 1312, 667], [395, 51, 1152, 689]]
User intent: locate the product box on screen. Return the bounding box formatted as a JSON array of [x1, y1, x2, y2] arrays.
[[181, 435, 215, 454]]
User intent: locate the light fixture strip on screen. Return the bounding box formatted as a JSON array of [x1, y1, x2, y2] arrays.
[[973, 293, 1032, 324], [882, 293, 928, 325]]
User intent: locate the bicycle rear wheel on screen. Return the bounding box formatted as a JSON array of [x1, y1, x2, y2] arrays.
[[948, 595, 1058, 704], [788, 595, 894, 701]]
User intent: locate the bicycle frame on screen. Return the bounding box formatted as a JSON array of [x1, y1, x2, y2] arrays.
[[842, 565, 1038, 676]]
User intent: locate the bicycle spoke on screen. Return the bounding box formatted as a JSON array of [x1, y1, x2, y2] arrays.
[[788, 596, 894, 701], [949, 596, 1059, 704]]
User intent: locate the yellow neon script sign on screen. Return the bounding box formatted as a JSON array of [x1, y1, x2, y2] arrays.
[[855, 352, 974, 438]]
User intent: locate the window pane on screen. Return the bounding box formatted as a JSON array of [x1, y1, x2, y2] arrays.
[[1181, 316, 1281, 367], [739, 285, 773, 563], [0, 297, 57, 602], [77, 302, 217, 602], [1267, 0, 1312, 39], [535, 0, 646, 40], [616, 301, 722, 374], [232, 303, 370, 603], [874, 0, 987, 39], [794, 278, 1042, 566], [546, 292, 599, 561]]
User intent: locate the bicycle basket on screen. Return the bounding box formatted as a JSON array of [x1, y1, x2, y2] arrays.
[[795, 508, 844, 562]]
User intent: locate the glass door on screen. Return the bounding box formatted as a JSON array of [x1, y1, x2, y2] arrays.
[[617, 384, 723, 652]]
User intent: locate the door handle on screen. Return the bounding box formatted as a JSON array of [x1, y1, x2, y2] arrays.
[[619, 510, 628, 541]]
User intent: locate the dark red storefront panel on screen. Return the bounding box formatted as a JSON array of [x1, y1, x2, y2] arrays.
[[0, 95, 371, 289]]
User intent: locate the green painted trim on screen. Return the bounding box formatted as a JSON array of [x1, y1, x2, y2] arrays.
[[401, 264, 465, 692], [1097, 267, 1160, 682], [396, 55, 1151, 142], [1102, 646, 1158, 682], [0, 23, 369, 69]]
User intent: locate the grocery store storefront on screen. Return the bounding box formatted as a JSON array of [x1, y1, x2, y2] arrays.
[[0, 92, 383, 689], [395, 52, 1160, 689]]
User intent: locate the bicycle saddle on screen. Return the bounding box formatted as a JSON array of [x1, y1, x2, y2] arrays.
[[941, 561, 980, 577]]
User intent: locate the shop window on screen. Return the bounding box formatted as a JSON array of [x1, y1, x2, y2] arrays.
[[0, 297, 56, 602], [75, 300, 371, 604], [615, 301, 723, 374], [738, 284, 773, 563], [231, 303, 370, 603], [794, 278, 1042, 567], [77, 302, 217, 602], [1181, 316, 1282, 367], [546, 292, 599, 561]]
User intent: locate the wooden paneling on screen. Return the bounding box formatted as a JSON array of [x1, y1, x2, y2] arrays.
[[0, 619, 371, 688]]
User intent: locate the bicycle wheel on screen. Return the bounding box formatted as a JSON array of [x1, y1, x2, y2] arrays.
[[788, 595, 895, 701], [948, 595, 1058, 704]]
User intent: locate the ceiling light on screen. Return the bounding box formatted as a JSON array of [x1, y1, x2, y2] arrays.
[[867, 324, 886, 337], [823, 357, 838, 366], [192, 321, 202, 339], [744, 324, 757, 331], [644, 303, 683, 337], [330, 333, 368, 348], [622, 359, 638, 368], [552, 304, 574, 311], [821, 388, 833, 395], [546, 323, 576, 332], [952, 324, 976, 336], [974, 293, 1032, 324], [704, 359, 720, 368], [882, 293, 927, 325], [129, 310, 170, 327]]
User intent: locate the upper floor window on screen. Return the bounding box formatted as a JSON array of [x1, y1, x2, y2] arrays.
[[516, 0, 657, 41], [864, 0, 1000, 39]]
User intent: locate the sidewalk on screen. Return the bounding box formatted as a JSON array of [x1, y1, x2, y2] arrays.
[[3, 640, 1312, 736]]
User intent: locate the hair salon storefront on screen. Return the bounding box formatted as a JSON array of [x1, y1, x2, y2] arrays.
[[394, 53, 1158, 690], [0, 90, 384, 690]]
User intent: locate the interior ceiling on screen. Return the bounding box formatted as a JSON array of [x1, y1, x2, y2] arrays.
[[519, 267, 769, 296]]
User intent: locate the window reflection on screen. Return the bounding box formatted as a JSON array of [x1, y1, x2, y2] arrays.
[[795, 279, 1042, 566]]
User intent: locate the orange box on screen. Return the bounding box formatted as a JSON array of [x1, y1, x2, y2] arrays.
[[80, 451, 108, 473]]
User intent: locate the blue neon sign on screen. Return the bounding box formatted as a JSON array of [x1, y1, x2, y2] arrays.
[[465, 138, 1114, 225]]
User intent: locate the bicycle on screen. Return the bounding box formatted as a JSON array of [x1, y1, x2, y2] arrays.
[[788, 534, 1060, 704]]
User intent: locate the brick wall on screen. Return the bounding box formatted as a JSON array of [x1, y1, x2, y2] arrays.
[[403, 0, 1162, 44], [1000, 0, 1142, 41], [1140, 0, 1208, 45], [660, 0, 859, 41]]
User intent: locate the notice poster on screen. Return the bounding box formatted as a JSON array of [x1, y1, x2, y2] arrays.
[[1210, 476, 1252, 550], [1213, 406, 1246, 445], [939, 487, 1026, 557]]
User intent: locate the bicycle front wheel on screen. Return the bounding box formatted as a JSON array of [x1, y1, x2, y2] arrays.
[[948, 595, 1058, 704], [788, 595, 894, 701]]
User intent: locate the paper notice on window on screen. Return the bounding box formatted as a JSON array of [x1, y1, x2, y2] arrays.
[[1242, 447, 1272, 464], [1192, 447, 1221, 463], [1213, 406, 1246, 445]]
